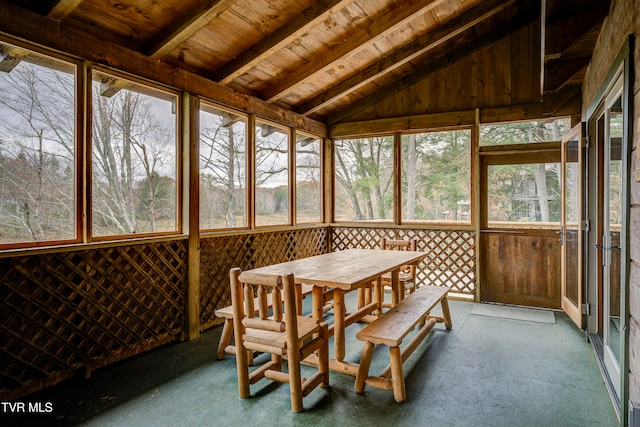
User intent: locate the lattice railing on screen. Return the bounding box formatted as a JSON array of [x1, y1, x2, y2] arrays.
[[331, 226, 476, 295], [0, 240, 186, 400], [199, 227, 330, 329]]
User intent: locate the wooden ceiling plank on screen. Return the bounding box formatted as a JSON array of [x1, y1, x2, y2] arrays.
[[297, 0, 515, 116], [213, 0, 357, 85], [0, 0, 326, 137], [327, 7, 538, 124], [46, 0, 83, 21], [263, 0, 448, 103], [145, 0, 238, 59]]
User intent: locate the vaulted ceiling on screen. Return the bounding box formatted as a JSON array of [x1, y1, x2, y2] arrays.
[[1, 0, 609, 124]]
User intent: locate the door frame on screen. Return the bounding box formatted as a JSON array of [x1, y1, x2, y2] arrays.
[[560, 123, 584, 328], [584, 36, 633, 422]]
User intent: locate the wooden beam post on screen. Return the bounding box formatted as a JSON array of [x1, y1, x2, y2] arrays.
[[183, 93, 200, 341]]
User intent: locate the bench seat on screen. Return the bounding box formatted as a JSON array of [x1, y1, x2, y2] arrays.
[[354, 284, 452, 402]]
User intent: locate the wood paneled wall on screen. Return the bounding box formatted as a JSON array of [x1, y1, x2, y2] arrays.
[[348, 22, 541, 122]]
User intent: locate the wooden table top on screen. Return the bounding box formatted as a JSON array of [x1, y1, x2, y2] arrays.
[[243, 248, 427, 290]]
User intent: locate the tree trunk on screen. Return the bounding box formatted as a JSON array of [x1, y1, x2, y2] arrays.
[[406, 133, 417, 220]]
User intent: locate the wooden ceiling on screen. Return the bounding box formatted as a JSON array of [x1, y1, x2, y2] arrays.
[[1, 0, 609, 125]]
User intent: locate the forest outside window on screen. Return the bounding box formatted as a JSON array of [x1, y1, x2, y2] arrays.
[[0, 42, 77, 247], [334, 136, 394, 222], [487, 163, 562, 227], [480, 118, 571, 146], [295, 132, 322, 224], [91, 70, 178, 238], [401, 129, 471, 224], [199, 103, 247, 230], [255, 120, 289, 227]]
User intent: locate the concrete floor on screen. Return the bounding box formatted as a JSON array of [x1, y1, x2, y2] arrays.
[[4, 298, 619, 427]]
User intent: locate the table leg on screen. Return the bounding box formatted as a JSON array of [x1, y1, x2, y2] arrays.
[[312, 286, 324, 321], [374, 277, 382, 316], [333, 289, 345, 361], [391, 269, 400, 306]]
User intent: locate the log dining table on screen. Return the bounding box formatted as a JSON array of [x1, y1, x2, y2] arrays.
[[240, 248, 428, 376]]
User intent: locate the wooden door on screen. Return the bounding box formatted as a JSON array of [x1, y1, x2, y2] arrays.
[[560, 124, 584, 327], [479, 143, 562, 309]]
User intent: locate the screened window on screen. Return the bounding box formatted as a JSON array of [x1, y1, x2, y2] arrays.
[[480, 118, 571, 146], [0, 42, 76, 246], [199, 104, 247, 229], [295, 132, 322, 224], [255, 120, 289, 226], [487, 163, 561, 225], [401, 130, 471, 223], [91, 70, 178, 237], [334, 136, 393, 222]]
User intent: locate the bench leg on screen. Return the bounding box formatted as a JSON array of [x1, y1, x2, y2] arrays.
[[441, 297, 453, 330], [389, 346, 406, 402], [355, 341, 375, 393], [217, 319, 234, 359]]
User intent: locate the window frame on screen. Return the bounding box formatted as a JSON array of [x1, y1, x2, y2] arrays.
[[399, 126, 474, 226], [253, 118, 292, 228], [87, 66, 182, 242], [333, 133, 395, 224], [294, 130, 324, 225], [0, 38, 82, 250], [198, 101, 250, 232]]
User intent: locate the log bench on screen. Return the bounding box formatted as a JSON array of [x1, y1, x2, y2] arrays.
[[215, 283, 316, 360], [354, 284, 452, 402]]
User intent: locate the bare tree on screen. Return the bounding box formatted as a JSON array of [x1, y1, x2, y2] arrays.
[[92, 86, 176, 235], [0, 60, 75, 242], [199, 110, 246, 227]]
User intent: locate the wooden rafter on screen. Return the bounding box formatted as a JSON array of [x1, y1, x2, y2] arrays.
[[262, 0, 447, 103], [212, 0, 357, 85], [296, 0, 515, 116], [544, 1, 609, 60], [0, 43, 28, 73], [46, 0, 83, 21], [327, 6, 538, 124], [145, 0, 237, 59], [543, 57, 590, 93]]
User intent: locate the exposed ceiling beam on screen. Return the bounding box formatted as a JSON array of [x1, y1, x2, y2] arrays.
[[46, 0, 83, 21], [543, 57, 590, 93], [544, 1, 609, 60], [99, 77, 130, 98], [0, 43, 28, 73], [327, 7, 538, 125], [145, 0, 237, 59], [262, 0, 447, 103], [296, 0, 515, 116], [212, 0, 357, 85]]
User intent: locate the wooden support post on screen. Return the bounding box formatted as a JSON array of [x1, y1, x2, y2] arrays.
[[183, 92, 200, 341]]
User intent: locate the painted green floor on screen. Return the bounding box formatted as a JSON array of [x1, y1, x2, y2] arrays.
[[4, 299, 619, 427]]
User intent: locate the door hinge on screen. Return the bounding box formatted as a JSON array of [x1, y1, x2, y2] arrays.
[[581, 303, 591, 315]]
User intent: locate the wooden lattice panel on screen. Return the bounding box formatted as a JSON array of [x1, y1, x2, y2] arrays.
[[199, 227, 330, 329], [0, 240, 186, 399], [331, 226, 476, 295]]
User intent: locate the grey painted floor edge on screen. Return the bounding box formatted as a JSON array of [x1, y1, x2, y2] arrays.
[[2, 299, 619, 427]]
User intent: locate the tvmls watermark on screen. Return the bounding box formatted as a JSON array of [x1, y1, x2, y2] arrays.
[[1, 401, 54, 414]]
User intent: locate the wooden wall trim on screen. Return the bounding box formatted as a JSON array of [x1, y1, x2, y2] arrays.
[[0, 1, 327, 138], [329, 103, 570, 138]]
